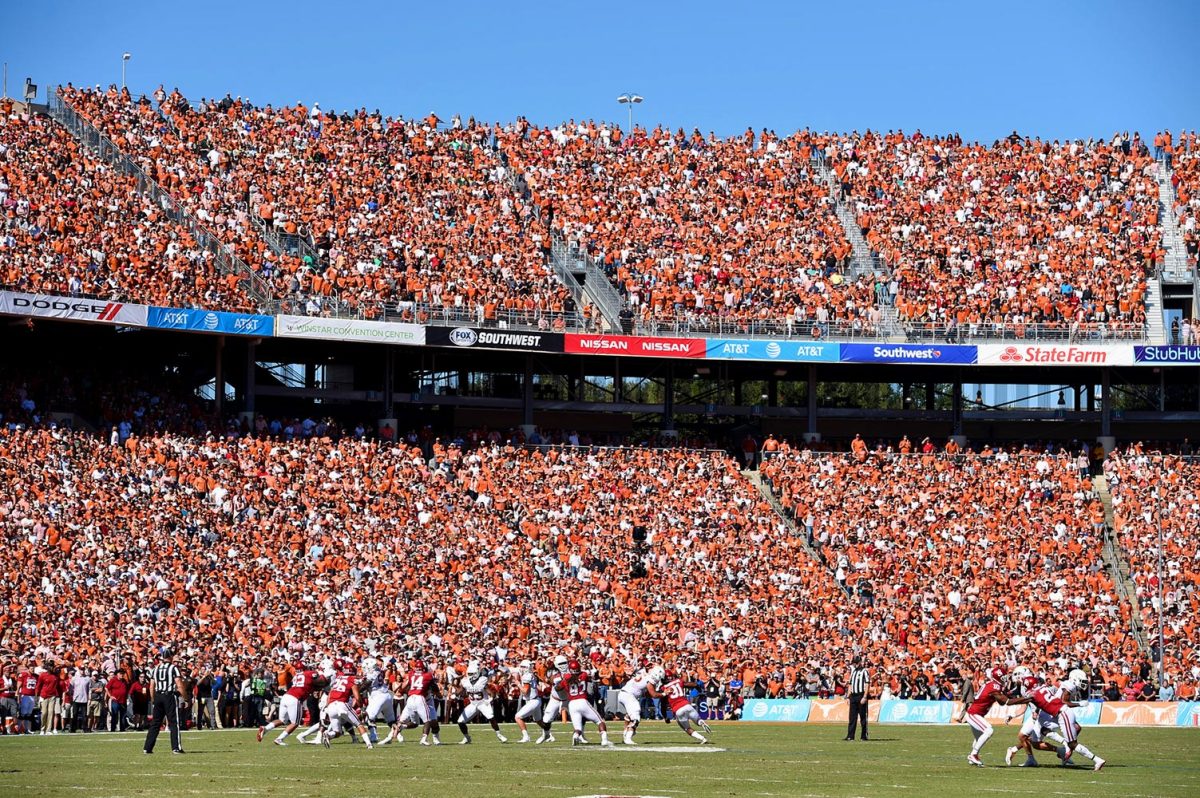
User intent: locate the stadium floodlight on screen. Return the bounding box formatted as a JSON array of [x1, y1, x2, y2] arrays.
[[121, 52, 131, 90], [616, 93, 643, 136]]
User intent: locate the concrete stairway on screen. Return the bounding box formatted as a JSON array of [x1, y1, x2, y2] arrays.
[[1092, 474, 1152, 655], [1145, 278, 1167, 344], [742, 468, 834, 575], [1155, 161, 1194, 284]]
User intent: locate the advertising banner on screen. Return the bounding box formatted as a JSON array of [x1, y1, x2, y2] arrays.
[[425, 326, 564, 353], [705, 339, 840, 362], [1133, 346, 1200, 365], [148, 307, 274, 336], [978, 343, 1133, 367], [743, 699, 812, 723], [1176, 702, 1200, 727], [839, 343, 978, 365], [0, 290, 148, 327], [277, 315, 425, 346], [1099, 702, 1179, 727], [806, 699, 882, 724], [697, 698, 728, 721], [565, 333, 706, 358], [876, 700, 958, 724]]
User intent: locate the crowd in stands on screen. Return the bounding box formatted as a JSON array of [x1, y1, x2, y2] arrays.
[[830, 130, 1163, 339], [502, 123, 880, 335], [1105, 446, 1199, 690], [757, 444, 1165, 697], [57, 85, 580, 329], [1161, 130, 1200, 272], [1, 384, 1192, 725], [0, 101, 246, 309]]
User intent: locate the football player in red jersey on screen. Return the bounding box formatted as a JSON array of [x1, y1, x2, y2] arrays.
[[661, 667, 711, 744], [16, 661, 38, 734], [398, 658, 443, 746], [1018, 672, 1105, 771], [957, 666, 1028, 766], [321, 660, 373, 749], [560, 659, 612, 747], [258, 656, 326, 746]]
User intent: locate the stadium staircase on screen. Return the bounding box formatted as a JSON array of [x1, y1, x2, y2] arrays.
[[1092, 474, 1152, 655], [742, 467, 835, 574], [1155, 160, 1193, 285], [811, 156, 903, 341], [46, 93, 274, 306], [1145, 279, 1167, 344], [494, 150, 622, 332]]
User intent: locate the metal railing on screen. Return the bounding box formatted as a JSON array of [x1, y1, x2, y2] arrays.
[[550, 235, 626, 330], [48, 91, 274, 305], [629, 315, 892, 340], [898, 321, 1149, 344], [267, 296, 593, 332]]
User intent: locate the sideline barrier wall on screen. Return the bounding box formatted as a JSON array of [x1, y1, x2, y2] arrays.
[[741, 699, 1192, 727]]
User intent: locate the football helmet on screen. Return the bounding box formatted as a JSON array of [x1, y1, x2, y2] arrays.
[[568, 659, 582, 674], [552, 655, 569, 671], [466, 661, 481, 678], [987, 666, 1006, 683], [1021, 675, 1040, 696]]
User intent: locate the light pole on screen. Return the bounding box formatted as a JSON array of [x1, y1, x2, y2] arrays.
[[616, 93, 643, 137], [121, 52, 131, 91]]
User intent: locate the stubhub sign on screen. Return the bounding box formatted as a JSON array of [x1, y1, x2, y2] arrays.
[[706, 339, 839, 362], [148, 307, 274, 336], [840, 343, 978, 365]]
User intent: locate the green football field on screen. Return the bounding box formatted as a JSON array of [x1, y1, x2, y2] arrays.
[[0, 723, 1196, 798]]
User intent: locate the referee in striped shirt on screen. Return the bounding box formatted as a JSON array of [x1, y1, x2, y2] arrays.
[[844, 657, 869, 741], [144, 648, 186, 755]]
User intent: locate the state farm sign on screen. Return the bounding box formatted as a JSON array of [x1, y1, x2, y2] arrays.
[[978, 344, 1133, 367], [564, 334, 706, 358]]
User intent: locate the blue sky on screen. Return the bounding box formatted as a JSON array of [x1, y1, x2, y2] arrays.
[[3, 0, 1197, 141]]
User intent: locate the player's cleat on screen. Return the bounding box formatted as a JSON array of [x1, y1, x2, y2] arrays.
[[1019, 759, 1039, 767], [320, 731, 331, 749], [697, 735, 709, 745], [600, 739, 614, 747], [432, 737, 442, 745], [623, 736, 638, 745], [967, 754, 985, 767], [699, 720, 712, 734], [518, 734, 530, 743], [534, 734, 548, 745], [1093, 757, 1105, 772], [420, 737, 431, 746], [459, 737, 471, 745], [495, 732, 507, 743], [257, 726, 265, 742], [273, 739, 286, 746], [1005, 746, 1018, 766]]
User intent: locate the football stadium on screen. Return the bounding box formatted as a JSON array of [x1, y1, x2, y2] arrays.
[[0, 2, 1198, 797]]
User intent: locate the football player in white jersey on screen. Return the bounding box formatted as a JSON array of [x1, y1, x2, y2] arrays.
[[617, 665, 664, 745], [455, 661, 507, 744], [362, 657, 402, 745], [512, 660, 543, 743], [535, 655, 570, 745]]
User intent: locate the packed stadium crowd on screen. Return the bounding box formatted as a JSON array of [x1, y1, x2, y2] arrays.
[[0, 393, 1194, 737], [55, 85, 580, 328], [1106, 447, 1199, 689], [3, 88, 1190, 341], [830, 130, 1162, 339]]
